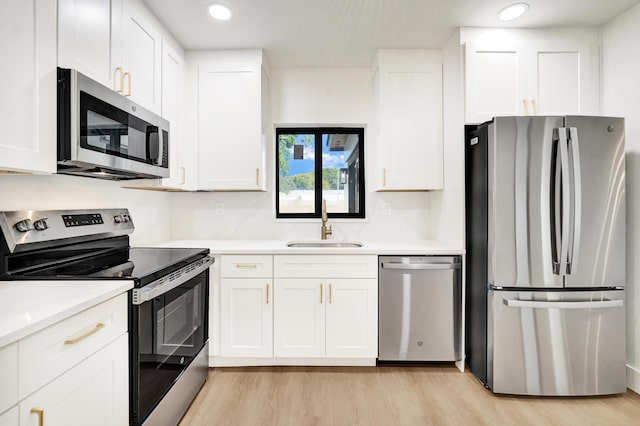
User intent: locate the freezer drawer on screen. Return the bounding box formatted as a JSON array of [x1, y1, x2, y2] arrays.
[[378, 256, 461, 361], [488, 289, 626, 396]]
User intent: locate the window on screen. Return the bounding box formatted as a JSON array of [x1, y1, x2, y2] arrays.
[[276, 127, 365, 219]]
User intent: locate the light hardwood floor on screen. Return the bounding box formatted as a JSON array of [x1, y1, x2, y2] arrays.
[[180, 365, 640, 425]]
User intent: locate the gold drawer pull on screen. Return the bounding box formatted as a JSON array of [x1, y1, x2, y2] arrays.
[[236, 263, 257, 269], [383, 168, 387, 186], [31, 408, 44, 426], [64, 323, 105, 345], [320, 283, 323, 304], [266, 283, 270, 304], [329, 283, 332, 304]]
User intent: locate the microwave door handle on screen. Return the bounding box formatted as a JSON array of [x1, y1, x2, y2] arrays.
[[148, 127, 160, 164]]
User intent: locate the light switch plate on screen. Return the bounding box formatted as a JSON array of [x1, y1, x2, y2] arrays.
[[215, 202, 225, 215]]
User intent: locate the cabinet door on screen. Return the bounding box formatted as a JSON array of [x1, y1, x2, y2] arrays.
[[121, 0, 162, 113], [0, 406, 18, 426], [221, 278, 273, 357], [326, 279, 378, 358], [527, 44, 595, 115], [0, 0, 56, 174], [19, 334, 128, 426], [274, 279, 325, 357], [198, 65, 265, 190], [378, 65, 443, 190], [160, 40, 186, 188], [465, 42, 528, 124], [58, 0, 122, 91]]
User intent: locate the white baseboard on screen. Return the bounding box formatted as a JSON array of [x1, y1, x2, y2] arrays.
[[209, 356, 376, 367], [627, 364, 640, 393]]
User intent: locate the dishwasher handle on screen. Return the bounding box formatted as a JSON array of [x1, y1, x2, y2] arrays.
[[381, 262, 461, 271]]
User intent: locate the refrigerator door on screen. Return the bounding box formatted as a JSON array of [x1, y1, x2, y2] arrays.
[[489, 116, 564, 288], [562, 116, 625, 288], [488, 289, 626, 396]]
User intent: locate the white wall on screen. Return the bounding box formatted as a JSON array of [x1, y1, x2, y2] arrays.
[[601, 2, 640, 392], [0, 174, 172, 246], [171, 66, 447, 243]]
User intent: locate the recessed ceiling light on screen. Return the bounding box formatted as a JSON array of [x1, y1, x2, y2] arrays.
[[498, 3, 529, 21], [208, 3, 232, 21]]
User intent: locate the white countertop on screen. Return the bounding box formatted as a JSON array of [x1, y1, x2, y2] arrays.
[[0, 280, 133, 348], [152, 239, 465, 255]]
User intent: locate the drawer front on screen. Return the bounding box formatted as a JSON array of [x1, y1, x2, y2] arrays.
[[274, 255, 378, 278], [0, 342, 18, 413], [221, 255, 273, 278], [19, 293, 128, 399]]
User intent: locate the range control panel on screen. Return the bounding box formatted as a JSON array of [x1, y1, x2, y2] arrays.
[[0, 208, 135, 253], [62, 213, 105, 227]]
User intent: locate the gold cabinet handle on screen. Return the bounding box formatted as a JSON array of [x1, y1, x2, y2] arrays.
[[179, 167, 186, 185], [256, 168, 260, 187], [64, 323, 105, 345], [329, 283, 332, 304], [114, 67, 124, 93], [31, 408, 44, 426], [235, 263, 257, 269], [522, 99, 529, 115], [320, 283, 323, 304], [382, 168, 387, 186], [123, 72, 132, 96], [266, 283, 269, 304], [531, 99, 538, 116]]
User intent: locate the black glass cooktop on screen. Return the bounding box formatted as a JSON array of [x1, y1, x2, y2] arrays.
[[4, 236, 209, 287]]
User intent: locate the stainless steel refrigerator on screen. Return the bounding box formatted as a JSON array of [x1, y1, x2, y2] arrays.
[[465, 116, 626, 396]]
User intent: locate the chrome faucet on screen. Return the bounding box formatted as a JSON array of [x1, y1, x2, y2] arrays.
[[321, 199, 332, 240]]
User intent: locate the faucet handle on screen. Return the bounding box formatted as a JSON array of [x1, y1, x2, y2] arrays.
[[322, 198, 328, 222]]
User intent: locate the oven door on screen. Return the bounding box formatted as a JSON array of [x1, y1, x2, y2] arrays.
[[130, 257, 212, 425]]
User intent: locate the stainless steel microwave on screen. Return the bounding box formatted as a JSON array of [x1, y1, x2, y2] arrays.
[[57, 67, 170, 180]]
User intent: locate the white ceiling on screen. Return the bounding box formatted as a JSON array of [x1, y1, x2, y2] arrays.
[[142, 0, 640, 67]]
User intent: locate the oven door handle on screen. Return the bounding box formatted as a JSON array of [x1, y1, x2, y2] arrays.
[[132, 256, 214, 305]]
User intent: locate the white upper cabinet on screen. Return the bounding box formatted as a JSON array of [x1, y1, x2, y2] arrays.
[[0, 0, 57, 174], [121, 0, 162, 114], [463, 28, 600, 123], [195, 50, 268, 191], [58, 0, 163, 114], [58, 0, 123, 91], [373, 50, 443, 191]]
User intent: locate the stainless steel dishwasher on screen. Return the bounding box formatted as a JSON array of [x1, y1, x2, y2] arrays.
[[378, 256, 462, 361]]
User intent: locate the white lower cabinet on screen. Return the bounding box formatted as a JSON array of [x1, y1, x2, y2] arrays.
[[220, 255, 273, 357], [0, 293, 129, 425], [274, 277, 377, 358], [325, 279, 377, 358], [273, 279, 326, 358], [19, 334, 128, 426], [221, 278, 273, 357], [273, 255, 378, 359], [218, 254, 378, 362], [0, 407, 18, 426]]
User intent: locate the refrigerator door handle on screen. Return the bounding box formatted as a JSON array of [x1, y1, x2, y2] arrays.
[[567, 127, 582, 274], [558, 127, 571, 275], [551, 130, 561, 272], [503, 298, 623, 310]]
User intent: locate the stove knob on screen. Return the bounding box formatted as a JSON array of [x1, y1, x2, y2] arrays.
[[14, 219, 34, 232], [33, 218, 49, 231], [122, 214, 130, 222], [113, 215, 123, 223]]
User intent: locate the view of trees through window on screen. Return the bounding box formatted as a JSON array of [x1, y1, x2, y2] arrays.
[[276, 128, 364, 218]]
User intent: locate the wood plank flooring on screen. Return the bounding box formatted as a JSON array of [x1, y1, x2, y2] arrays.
[[180, 365, 640, 425]]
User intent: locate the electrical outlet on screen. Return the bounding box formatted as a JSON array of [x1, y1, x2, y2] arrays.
[[215, 202, 224, 216], [383, 203, 392, 216]]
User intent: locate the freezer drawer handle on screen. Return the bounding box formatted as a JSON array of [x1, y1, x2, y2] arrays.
[[381, 262, 460, 270], [504, 299, 623, 310]]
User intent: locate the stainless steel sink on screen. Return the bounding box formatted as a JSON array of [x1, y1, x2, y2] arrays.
[[286, 240, 364, 248]]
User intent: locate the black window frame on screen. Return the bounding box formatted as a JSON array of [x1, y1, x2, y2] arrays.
[[275, 126, 366, 219]]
